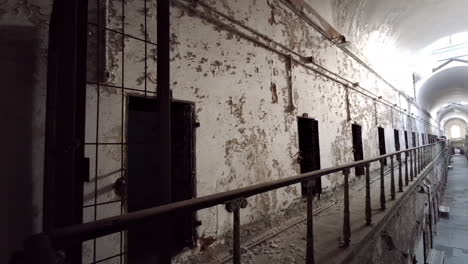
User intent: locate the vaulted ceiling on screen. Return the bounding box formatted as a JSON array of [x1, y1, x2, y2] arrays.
[[418, 66, 468, 117], [328, 0, 468, 129], [332, 0, 468, 54]]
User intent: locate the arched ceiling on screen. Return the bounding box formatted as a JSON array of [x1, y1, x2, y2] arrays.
[[438, 103, 468, 127], [328, 0, 468, 125], [332, 0, 468, 53], [437, 104, 468, 122], [443, 117, 468, 128], [443, 118, 467, 139], [417, 66, 468, 115]]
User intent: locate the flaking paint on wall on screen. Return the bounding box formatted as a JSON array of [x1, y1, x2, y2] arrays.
[[0, 0, 439, 262]]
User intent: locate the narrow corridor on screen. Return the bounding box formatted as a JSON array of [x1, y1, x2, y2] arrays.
[[435, 155, 468, 263]]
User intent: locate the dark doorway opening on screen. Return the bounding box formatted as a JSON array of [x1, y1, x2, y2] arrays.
[[297, 117, 321, 196], [352, 124, 364, 176], [422, 134, 425, 145], [412, 132, 416, 147], [378, 127, 387, 165], [127, 97, 197, 262], [394, 129, 400, 151], [404, 131, 409, 149]]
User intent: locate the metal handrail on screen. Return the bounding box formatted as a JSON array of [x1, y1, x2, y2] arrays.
[[26, 141, 446, 264]]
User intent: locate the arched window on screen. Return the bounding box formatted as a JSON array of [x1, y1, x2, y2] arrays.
[[451, 125, 461, 138]]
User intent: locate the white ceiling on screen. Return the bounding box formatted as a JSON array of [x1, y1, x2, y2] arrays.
[[332, 0, 468, 53], [329, 0, 468, 123], [417, 66, 468, 116]]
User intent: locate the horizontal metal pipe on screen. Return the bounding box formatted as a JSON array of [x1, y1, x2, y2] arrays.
[[175, 0, 437, 129], [277, 0, 434, 123]]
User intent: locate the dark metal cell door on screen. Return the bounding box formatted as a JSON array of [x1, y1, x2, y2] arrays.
[[43, 0, 88, 263], [378, 127, 387, 165], [412, 132, 416, 147], [352, 124, 364, 176], [404, 131, 409, 149], [171, 101, 197, 251], [422, 134, 425, 145], [297, 117, 322, 196], [394, 129, 400, 151], [127, 97, 196, 263]]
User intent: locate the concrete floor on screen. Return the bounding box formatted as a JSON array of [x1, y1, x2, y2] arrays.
[[434, 155, 468, 264]]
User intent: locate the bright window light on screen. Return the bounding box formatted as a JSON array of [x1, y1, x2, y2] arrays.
[[451, 125, 461, 138]]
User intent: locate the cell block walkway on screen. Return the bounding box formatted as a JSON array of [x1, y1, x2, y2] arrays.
[[197, 157, 424, 264], [435, 155, 468, 264]]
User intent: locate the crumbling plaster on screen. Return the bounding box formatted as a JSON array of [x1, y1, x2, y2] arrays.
[[0, 0, 441, 262], [85, 0, 436, 254]]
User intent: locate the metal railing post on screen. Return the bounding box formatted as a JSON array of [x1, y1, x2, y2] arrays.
[[416, 148, 419, 173], [422, 146, 425, 168], [365, 163, 372, 226], [380, 159, 386, 210], [226, 199, 248, 264], [427, 146, 430, 166], [405, 150, 409, 186], [420, 147, 423, 171], [390, 155, 395, 200], [398, 153, 403, 192], [233, 206, 241, 264], [341, 168, 351, 248], [432, 145, 435, 161], [409, 150, 414, 181], [306, 181, 315, 264], [424, 146, 427, 167], [416, 148, 420, 174]]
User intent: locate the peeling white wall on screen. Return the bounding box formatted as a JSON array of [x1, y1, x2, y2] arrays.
[[0, 0, 445, 262], [80, 1, 436, 261]]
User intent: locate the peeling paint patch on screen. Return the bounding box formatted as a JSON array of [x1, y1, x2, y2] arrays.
[[210, 60, 223, 76], [270, 82, 278, 103], [226, 95, 246, 124]]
